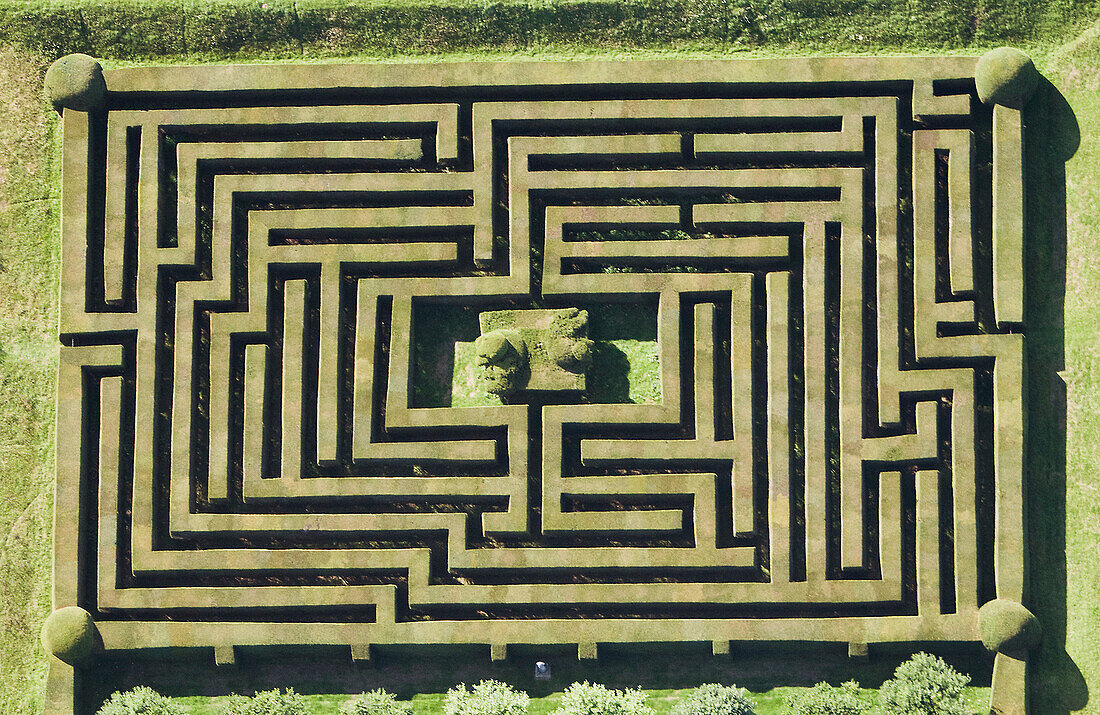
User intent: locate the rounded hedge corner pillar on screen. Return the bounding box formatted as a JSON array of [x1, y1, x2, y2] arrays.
[[41, 606, 97, 666], [978, 598, 1042, 654], [45, 54, 107, 114], [975, 47, 1039, 109], [981, 599, 1040, 715]]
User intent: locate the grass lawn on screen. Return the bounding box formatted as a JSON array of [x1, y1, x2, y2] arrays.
[[1, 5, 1098, 713], [0, 43, 61, 715]]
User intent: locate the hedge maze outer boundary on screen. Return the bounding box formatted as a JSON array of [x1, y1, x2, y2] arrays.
[[49, 57, 1031, 713]]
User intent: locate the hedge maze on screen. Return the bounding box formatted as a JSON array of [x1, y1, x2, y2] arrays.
[[49, 56, 1035, 712]]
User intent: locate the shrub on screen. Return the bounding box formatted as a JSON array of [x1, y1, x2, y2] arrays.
[[443, 680, 530, 715], [222, 688, 309, 715], [342, 690, 412, 715], [97, 687, 186, 715], [783, 681, 869, 715], [551, 682, 653, 715], [672, 683, 755, 715], [878, 652, 970, 715]]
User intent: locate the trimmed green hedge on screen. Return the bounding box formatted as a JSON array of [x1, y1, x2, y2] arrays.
[[1, 0, 1098, 61]]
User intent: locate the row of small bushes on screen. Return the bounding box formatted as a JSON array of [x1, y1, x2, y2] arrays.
[[99, 652, 974, 715]]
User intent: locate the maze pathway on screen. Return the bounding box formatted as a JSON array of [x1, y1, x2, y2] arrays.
[[49, 56, 1031, 713]]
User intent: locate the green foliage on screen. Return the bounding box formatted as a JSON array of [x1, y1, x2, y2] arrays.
[[977, 598, 1043, 653], [878, 653, 970, 715], [545, 308, 593, 370], [222, 689, 308, 715], [98, 687, 187, 715], [443, 680, 530, 715], [474, 329, 527, 396], [782, 681, 869, 715], [550, 682, 653, 715], [341, 689, 412, 715], [40, 606, 94, 664], [671, 683, 755, 715], [975, 46, 1039, 107]]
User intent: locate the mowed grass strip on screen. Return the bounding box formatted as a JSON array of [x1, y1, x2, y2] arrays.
[[0, 45, 59, 715], [2, 0, 1100, 62]]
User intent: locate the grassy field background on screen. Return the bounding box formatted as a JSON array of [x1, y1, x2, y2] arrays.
[[1, 1, 1099, 712]]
